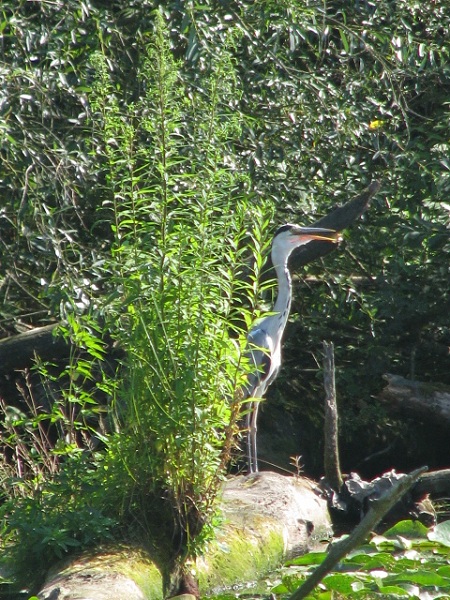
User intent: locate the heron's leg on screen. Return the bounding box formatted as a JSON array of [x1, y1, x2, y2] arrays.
[[245, 402, 255, 473], [248, 400, 260, 473]]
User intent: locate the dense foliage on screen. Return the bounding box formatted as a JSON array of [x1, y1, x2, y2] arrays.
[[1, 0, 450, 595]]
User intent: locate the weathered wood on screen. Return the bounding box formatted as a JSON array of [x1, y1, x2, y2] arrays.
[[34, 468, 449, 600], [37, 549, 158, 600], [379, 373, 450, 425], [322, 341, 343, 492], [414, 468, 450, 498], [0, 324, 68, 374]]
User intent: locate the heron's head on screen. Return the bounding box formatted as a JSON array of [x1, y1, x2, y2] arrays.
[[272, 224, 340, 265]]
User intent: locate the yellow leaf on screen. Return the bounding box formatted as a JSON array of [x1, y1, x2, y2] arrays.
[[368, 119, 385, 130]]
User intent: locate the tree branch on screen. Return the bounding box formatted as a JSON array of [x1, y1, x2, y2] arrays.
[[288, 465, 427, 600], [290, 180, 380, 270]]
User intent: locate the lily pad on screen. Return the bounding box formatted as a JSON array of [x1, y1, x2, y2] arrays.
[[428, 520, 450, 548], [382, 519, 429, 540]]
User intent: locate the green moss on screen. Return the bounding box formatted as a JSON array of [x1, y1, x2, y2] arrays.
[[115, 550, 163, 600], [26, 531, 288, 600], [42, 548, 163, 600], [197, 528, 285, 593]]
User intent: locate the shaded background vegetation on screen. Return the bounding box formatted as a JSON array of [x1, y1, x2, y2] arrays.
[[1, 0, 450, 586]]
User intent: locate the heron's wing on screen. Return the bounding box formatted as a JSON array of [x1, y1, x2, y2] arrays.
[[243, 326, 274, 398]]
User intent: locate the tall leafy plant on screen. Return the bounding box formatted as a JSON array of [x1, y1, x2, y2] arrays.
[[0, 11, 274, 596], [88, 14, 273, 592]]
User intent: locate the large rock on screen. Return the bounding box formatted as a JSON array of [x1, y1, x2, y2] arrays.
[[37, 472, 332, 600]]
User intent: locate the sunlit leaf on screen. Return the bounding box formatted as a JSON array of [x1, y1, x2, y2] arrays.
[[287, 552, 328, 566], [377, 585, 410, 596], [382, 520, 429, 541], [386, 570, 450, 586], [323, 573, 358, 593], [429, 520, 450, 548]]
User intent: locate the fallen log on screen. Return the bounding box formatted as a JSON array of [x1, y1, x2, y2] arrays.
[[29, 459, 447, 600], [414, 468, 450, 498], [379, 373, 450, 425], [37, 472, 332, 600], [0, 324, 66, 375], [31, 468, 450, 600]]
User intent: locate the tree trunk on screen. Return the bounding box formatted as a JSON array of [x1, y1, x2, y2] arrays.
[[322, 341, 343, 492]]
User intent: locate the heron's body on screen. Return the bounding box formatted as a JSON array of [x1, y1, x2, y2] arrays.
[[244, 224, 339, 473]]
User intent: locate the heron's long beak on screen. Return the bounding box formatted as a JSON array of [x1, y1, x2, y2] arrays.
[[307, 232, 341, 243], [294, 228, 342, 244]]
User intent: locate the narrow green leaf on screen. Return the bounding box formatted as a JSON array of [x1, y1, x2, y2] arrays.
[[286, 551, 328, 566], [339, 28, 349, 53]]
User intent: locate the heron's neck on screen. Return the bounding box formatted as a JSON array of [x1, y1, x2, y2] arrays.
[[272, 261, 292, 332]]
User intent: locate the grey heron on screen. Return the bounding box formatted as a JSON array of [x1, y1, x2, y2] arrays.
[[244, 224, 340, 473]]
